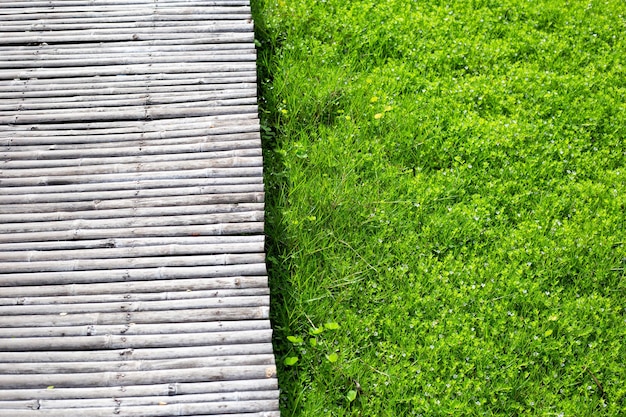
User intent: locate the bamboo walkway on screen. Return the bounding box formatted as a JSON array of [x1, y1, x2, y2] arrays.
[[0, 1, 279, 415]]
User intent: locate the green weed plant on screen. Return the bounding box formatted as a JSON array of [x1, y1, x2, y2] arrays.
[[253, 0, 626, 415]]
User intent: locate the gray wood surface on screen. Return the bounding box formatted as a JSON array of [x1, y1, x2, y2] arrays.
[[0, 0, 279, 415]]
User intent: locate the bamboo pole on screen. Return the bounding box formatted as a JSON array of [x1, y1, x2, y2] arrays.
[[0, 86, 255, 101], [0, 319, 270, 338], [0, 189, 264, 213], [0, 46, 254, 60], [33, 390, 278, 410], [0, 344, 274, 365], [0, 250, 266, 273], [0, 203, 264, 227], [0, 306, 271, 327], [3, 138, 260, 160], [0, 0, 250, 6], [0, 212, 264, 239], [0, 82, 257, 100], [0, 44, 254, 55], [1, 123, 259, 141], [0, 53, 256, 70], [0, 183, 263, 206], [3, 147, 261, 170], [0, 287, 270, 309], [0, 21, 255, 33], [0, 79, 256, 96], [0, 167, 263, 187], [0, 241, 264, 262], [0, 379, 278, 401], [0, 61, 256, 80], [0, 45, 256, 60], [1, 148, 261, 171], [0, 134, 261, 151], [0, 133, 260, 153], [0, 97, 259, 113], [0, 36, 254, 51], [1, 400, 280, 417], [0, 263, 267, 287], [0, 71, 257, 89], [0, 89, 257, 107], [0, 155, 262, 178], [0, 88, 257, 109], [0, 122, 260, 144], [0, 112, 258, 133], [0, 2, 251, 12], [1, 105, 259, 124], [1, 391, 278, 412], [0, 329, 273, 352], [0, 174, 241, 195], [1, 111, 259, 128], [0, 131, 261, 149], [0, 364, 276, 388], [0, 96, 258, 114], [0, 328, 273, 351], [0, 22, 253, 34], [0, 234, 264, 251], [0, 30, 254, 47], [0, 356, 276, 377], [0, 76, 258, 98], [0, 293, 271, 316], [0, 275, 268, 298], [0, 14, 252, 25]]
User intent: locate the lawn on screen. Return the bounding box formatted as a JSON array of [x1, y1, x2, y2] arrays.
[[251, 0, 626, 415]]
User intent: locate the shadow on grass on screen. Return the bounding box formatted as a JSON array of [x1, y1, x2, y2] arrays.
[[251, 1, 295, 412]]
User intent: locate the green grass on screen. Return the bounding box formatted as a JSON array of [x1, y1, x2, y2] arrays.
[[251, 0, 626, 415]]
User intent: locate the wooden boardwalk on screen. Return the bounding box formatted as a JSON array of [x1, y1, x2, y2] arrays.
[[0, 1, 279, 415]]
